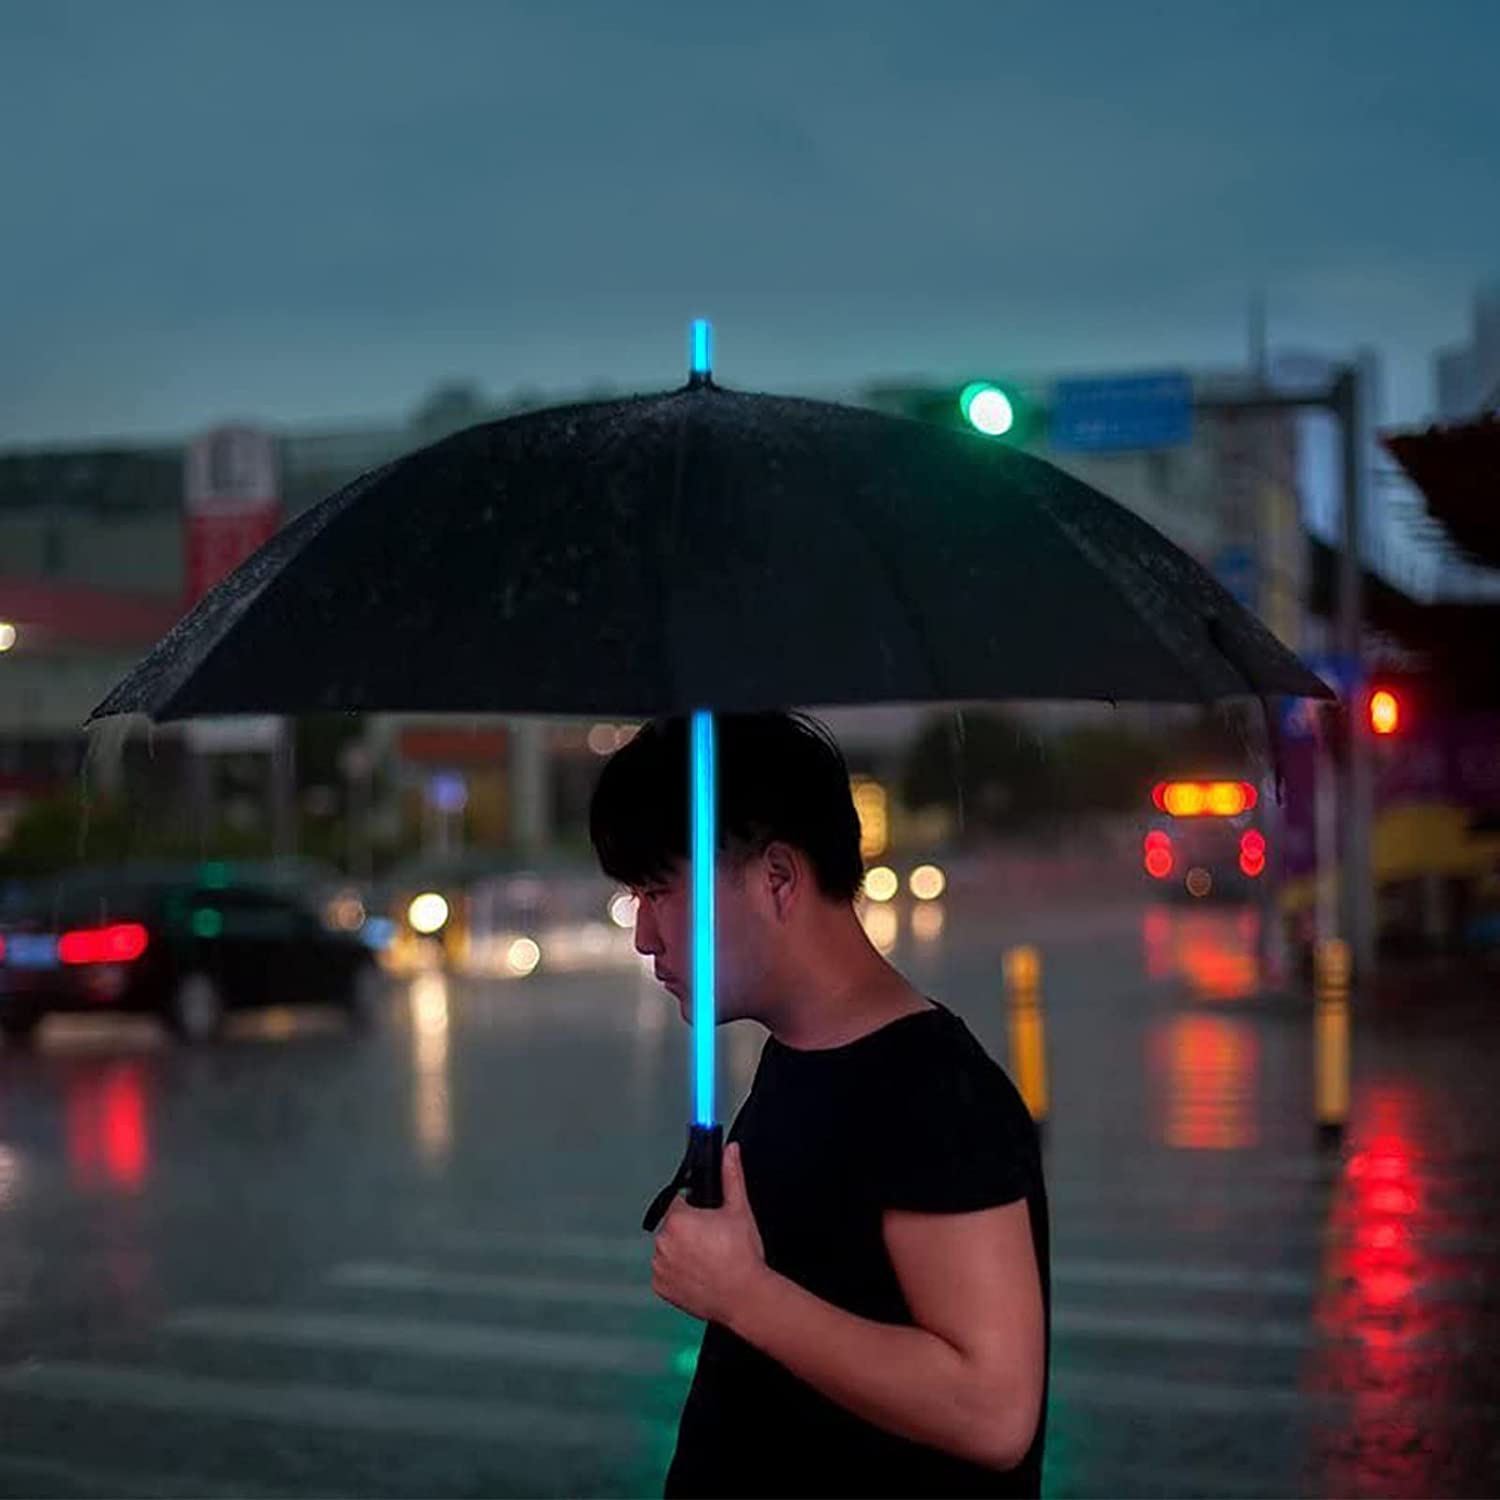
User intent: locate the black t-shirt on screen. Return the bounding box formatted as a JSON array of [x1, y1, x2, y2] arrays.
[[664, 999, 1050, 1499]]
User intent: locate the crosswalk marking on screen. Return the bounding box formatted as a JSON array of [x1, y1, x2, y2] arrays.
[[1052, 1366, 1499, 1424], [163, 1279, 1473, 1364], [1057, 1258, 1312, 1296], [0, 1361, 675, 1453], [424, 1229, 650, 1262], [168, 1307, 682, 1375], [342, 1253, 1315, 1305], [341, 1249, 1489, 1322], [328, 1261, 658, 1307], [5, 1210, 1490, 1496], [1054, 1306, 1312, 1349], [0, 1450, 295, 1500]]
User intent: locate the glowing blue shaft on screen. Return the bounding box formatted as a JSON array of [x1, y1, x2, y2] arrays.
[[691, 319, 712, 380], [691, 708, 716, 1125]]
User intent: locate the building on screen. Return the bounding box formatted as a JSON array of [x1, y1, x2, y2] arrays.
[[1435, 282, 1500, 421]]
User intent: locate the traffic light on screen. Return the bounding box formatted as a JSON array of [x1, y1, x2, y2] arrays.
[[959, 382, 1017, 437], [1368, 687, 1401, 736], [871, 381, 1040, 443]]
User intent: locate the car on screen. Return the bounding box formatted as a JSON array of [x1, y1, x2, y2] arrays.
[[1142, 777, 1269, 902], [372, 849, 606, 974], [0, 866, 382, 1046]]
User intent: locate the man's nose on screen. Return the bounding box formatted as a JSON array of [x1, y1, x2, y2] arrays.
[[633, 902, 662, 958]]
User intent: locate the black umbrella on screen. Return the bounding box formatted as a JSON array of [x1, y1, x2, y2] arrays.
[[92, 325, 1332, 1216]]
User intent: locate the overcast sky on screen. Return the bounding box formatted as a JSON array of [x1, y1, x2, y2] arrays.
[[3, 0, 1497, 446]]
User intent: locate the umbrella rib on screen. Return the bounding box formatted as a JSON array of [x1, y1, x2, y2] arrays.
[[660, 398, 695, 710], [89, 461, 390, 721], [1026, 478, 1218, 703], [822, 476, 948, 701]]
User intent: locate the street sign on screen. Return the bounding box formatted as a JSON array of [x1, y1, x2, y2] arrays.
[[184, 425, 283, 607], [1212, 544, 1258, 611], [427, 771, 468, 814], [1049, 372, 1193, 453], [183, 715, 285, 753]]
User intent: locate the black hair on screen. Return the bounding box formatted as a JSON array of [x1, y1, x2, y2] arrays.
[[589, 711, 864, 903]]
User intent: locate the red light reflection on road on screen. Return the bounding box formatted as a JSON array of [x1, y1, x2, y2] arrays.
[[1140, 907, 1260, 1000], [1305, 1084, 1454, 1496], [1142, 907, 1173, 980], [65, 1062, 150, 1191], [1152, 1014, 1260, 1150]]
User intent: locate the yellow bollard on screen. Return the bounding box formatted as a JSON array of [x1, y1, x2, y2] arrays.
[[1314, 937, 1351, 1140], [1004, 945, 1050, 1125]]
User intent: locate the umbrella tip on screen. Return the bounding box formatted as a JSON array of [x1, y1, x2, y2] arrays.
[[688, 318, 713, 388]]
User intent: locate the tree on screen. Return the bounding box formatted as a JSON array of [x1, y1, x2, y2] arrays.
[[900, 710, 1061, 837]]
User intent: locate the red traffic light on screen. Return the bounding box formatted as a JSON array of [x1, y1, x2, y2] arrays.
[[1369, 688, 1401, 736]]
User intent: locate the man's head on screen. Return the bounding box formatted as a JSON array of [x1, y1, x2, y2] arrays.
[[589, 712, 864, 1023]]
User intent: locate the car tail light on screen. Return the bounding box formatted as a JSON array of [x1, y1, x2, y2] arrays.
[[59, 922, 150, 966], [1143, 830, 1174, 879], [0, 935, 5, 962], [1239, 829, 1267, 878], [1152, 780, 1258, 818]]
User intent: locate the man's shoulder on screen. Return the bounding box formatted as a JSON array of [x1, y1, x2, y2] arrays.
[[871, 1007, 1030, 1119]]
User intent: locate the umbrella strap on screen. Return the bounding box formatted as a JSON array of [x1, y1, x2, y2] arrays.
[[642, 1123, 725, 1231], [642, 1147, 692, 1232]]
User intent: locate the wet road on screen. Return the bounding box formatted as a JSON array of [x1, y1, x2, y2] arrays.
[[1, 895, 1497, 1498]]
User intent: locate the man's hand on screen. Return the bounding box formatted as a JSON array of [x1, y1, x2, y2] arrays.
[[652, 1142, 765, 1323]]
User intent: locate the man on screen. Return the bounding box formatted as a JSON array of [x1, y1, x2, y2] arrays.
[[590, 712, 1049, 1499]]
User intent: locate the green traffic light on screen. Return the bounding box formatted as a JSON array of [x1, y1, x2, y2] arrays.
[[958, 382, 1016, 437], [192, 908, 224, 939]]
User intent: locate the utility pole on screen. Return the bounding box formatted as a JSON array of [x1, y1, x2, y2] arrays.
[[271, 719, 297, 863], [1331, 369, 1375, 980], [510, 718, 551, 854], [1197, 362, 1374, 980]]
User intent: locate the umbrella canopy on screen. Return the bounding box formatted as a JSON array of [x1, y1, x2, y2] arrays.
[[91, 383, 1330, 726], [91, 357, 1333, 1220]]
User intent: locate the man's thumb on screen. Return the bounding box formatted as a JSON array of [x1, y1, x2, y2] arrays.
[[723, 1143, 746, 1200]]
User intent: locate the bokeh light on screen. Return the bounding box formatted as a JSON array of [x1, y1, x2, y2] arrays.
[[408, 892, 450, 934]]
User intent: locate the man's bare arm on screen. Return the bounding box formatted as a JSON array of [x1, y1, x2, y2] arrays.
[[725, 1199, 1044, 1471]]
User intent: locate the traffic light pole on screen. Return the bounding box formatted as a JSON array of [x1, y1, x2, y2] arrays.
[[1197, 367, 1375, 982], [1331, 371, 1376, 982]]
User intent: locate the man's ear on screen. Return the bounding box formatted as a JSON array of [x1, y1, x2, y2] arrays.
[[761, 841, 802, 921]]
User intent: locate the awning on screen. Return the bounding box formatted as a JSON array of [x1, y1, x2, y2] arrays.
[[1382, 416, 1500, 570]]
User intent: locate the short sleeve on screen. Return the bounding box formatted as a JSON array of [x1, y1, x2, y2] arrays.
[[862, 1045, 1037, 1215]]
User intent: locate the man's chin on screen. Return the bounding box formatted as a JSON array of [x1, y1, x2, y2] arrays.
[[674, 1000, 738, 1028]]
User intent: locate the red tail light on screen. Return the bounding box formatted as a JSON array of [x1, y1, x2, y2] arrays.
[[1153, 780, 1258, 817], [59, 923, 150, 966], [1144, 830, 1174, 879], [1239, 830, 1267, 878]]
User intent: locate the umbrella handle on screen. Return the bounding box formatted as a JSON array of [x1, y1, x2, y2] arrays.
[[641, 1123, 724, 1231], [684, 1122, 724, 1209]]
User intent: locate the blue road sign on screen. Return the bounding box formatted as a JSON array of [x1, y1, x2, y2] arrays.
[[1280, 651, 1359, 739], [1050, 372, 1193, 453], [1212, 544, 1259, 611]]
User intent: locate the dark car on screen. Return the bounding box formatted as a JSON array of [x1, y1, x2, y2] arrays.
[[0, 868, 382, 1046], [1142, 777, 1270, 902]]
